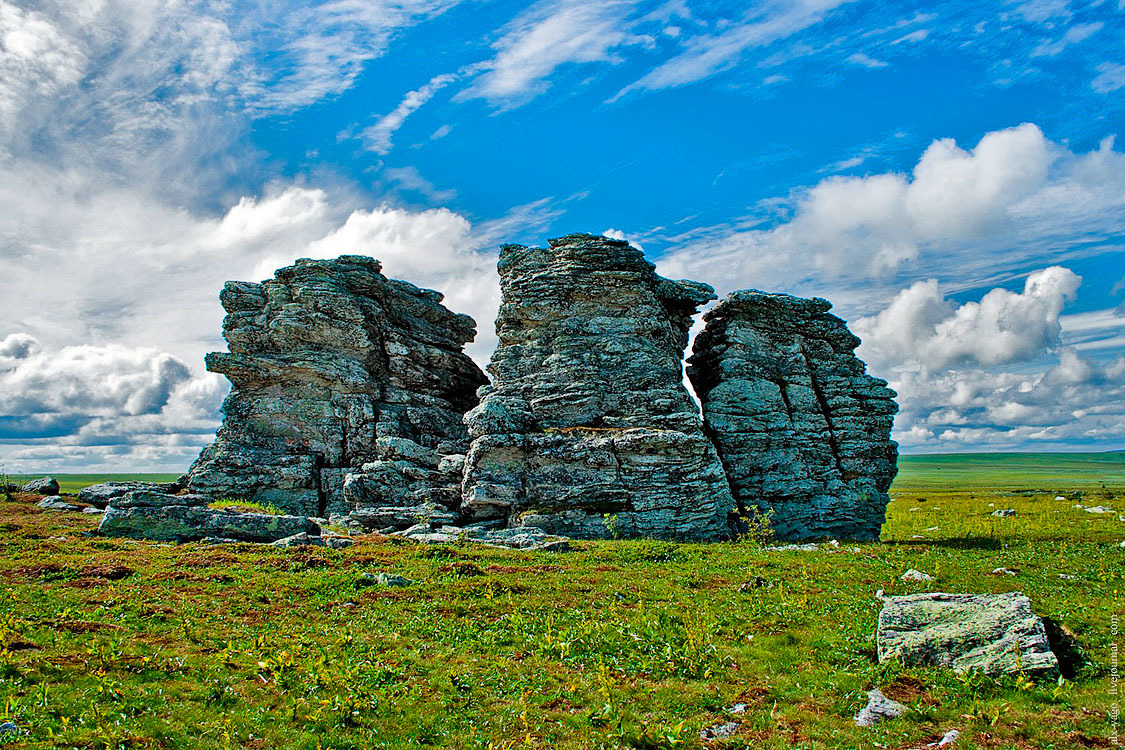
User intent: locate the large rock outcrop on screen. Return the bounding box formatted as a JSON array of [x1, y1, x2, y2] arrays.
[[185, 256, 488, 516], [461, 234, 735, 540], [688, 290, 898, 541]]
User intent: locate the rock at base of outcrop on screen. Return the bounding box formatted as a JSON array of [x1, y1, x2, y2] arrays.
[[22, 476, 60, 495], [339, 436, 465, 528], [461, 234, 734, 541], [270, 531, 355, 549], [97, 505, 318, 543], [183, 256, 487, 517], [854, 688, 906, 727], [36, 497, 80, 511], [78, 481, 183, 509], [688, 290, 899, 542], [877, 592, 1060, 677], [394, 521, 572, 551]]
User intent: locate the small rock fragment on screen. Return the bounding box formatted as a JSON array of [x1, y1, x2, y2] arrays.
[[36, 497, 80, 511], [854, 688, 905, 727], [990, 509, 1016, 517], [900, 569, 935, 582], [699, 721, 740, 740], [1084, 506, 1115, 514], [991, 567, 1018, 576]]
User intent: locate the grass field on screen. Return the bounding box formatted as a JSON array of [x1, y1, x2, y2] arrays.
[[0, 455, 1121, 748]]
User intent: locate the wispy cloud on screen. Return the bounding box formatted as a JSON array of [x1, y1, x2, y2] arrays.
[[1092, 61, 1125, 93], [361, 72, 460, 155], [460, 0, 649, 105]]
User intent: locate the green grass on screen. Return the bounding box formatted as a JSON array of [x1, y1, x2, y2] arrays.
[[0, 457, 1121, 748], [895, 452, 1125, 491]]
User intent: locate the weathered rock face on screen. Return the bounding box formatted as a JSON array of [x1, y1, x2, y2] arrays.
[[185, 256, 488, 516], [688, 290, 898, 542], [22, 476, 59, 496], [461, 234, 735, 540], [877, 592, 1059, 677]]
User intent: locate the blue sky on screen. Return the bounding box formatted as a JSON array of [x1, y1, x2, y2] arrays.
[[1, 0, 1124, 471]]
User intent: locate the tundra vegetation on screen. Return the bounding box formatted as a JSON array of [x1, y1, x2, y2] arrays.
[[0, 453, 1122, 749]]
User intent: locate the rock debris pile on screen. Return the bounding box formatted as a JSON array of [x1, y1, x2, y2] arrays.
[[92, 233, 900, 546]]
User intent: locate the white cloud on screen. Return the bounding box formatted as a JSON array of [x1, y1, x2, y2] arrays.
[[1092, 61, 1125, 93], [361, 72, 459, 154], [656, 124, 1125, 292], [847, 52, 889, 68], [461, 0, 647, 104], [854, 266, 1081, 370], [617, 0, 852, 96], [1030, 21, 1103, 57]]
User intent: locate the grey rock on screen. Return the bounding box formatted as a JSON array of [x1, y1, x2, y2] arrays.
[[1084, 505, 1115, 514], [854, 688, 905, 727], [461, 234, 734, 541], [0, 721, 22, 735], [184, 256, 487, 517], [112, 490, 209, 508], [688, 290, 898, 542], [394, 521, 572, 551], [22, 476, 59, 495], [97, 505, 318, 543], [877, 592, 1060, 677], [78, 480, 182, 508], [348, 502, 459, 531], [900, 569, 935, 582], [271, 532, 326, 547], [358, 572, 414, 587], [36, 497, 80, 511], [82, 506, 105, 514], [991, 509, 1016, 517], [699, 721, 740, 740], [323, 535, 355, 549]]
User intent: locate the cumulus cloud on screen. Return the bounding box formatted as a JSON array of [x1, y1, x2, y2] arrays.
[[854, 266, 1081, 370], [657, 124, 1125, 292]]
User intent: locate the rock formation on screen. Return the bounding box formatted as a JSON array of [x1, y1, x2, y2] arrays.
[[184, 256, 488, 516], [461, 234, 735, 541], [688, 290, 898, 541], [877, 592, 1059, 677]]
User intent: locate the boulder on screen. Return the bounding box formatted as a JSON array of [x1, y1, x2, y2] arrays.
[[877, 592, 1059, 677], [183, 256, 487, 517], [112, 490, 209, 508], [461, 234, 734, 541], [22, 476, 59, 495], [78, 480, 182, 508], [97, 505, 318, 543], [688, 290, 898, 542], [394, 521, 571, 551]]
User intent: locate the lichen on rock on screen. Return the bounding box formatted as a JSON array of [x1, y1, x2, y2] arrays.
[[184, 255, 488, 516], [688, 290, 898, 542], [461, 234, 735, 541]]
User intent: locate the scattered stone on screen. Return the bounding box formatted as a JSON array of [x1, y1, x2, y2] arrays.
[[1058, 574, 1076, 580], [688, 290, 898, 542], [82, 506, 105, 514], [98, 505, 318, 544], [990, 509, 1016, 517], [461, 234, 734, 541], [358, 572, 414, 587], [699, 721, 740, 740], [877, 592, 1059, 677], [0, 721, 23, 736], [22, 476, 59, 495], [991, 567, 1018, 576], [930, 729, 960, 747], [78, 480, 182, 508], [323, 535, 355, 550], [36, 497, 80, 511], [737, 576, 770, 592], [1054, 496, 1066, 502], [767, 542, 822, 552], [854, 688, 905, 727], [900, 569, 935, 582], [271, 532, 325, 547], [728, 703, 749, 714], [1084, 506, 1115, 514], [184, 256, 487, 517]]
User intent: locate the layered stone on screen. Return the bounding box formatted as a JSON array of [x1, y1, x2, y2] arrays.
[[688, 290, 898, 541], [185, 256, 488, 516], [461, 234, 734, 541]]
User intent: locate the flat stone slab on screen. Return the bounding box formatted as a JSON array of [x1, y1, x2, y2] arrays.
[[78, 481, 181, 508], [98, 505, 318, 544], [877, 592, 1059, 677]]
